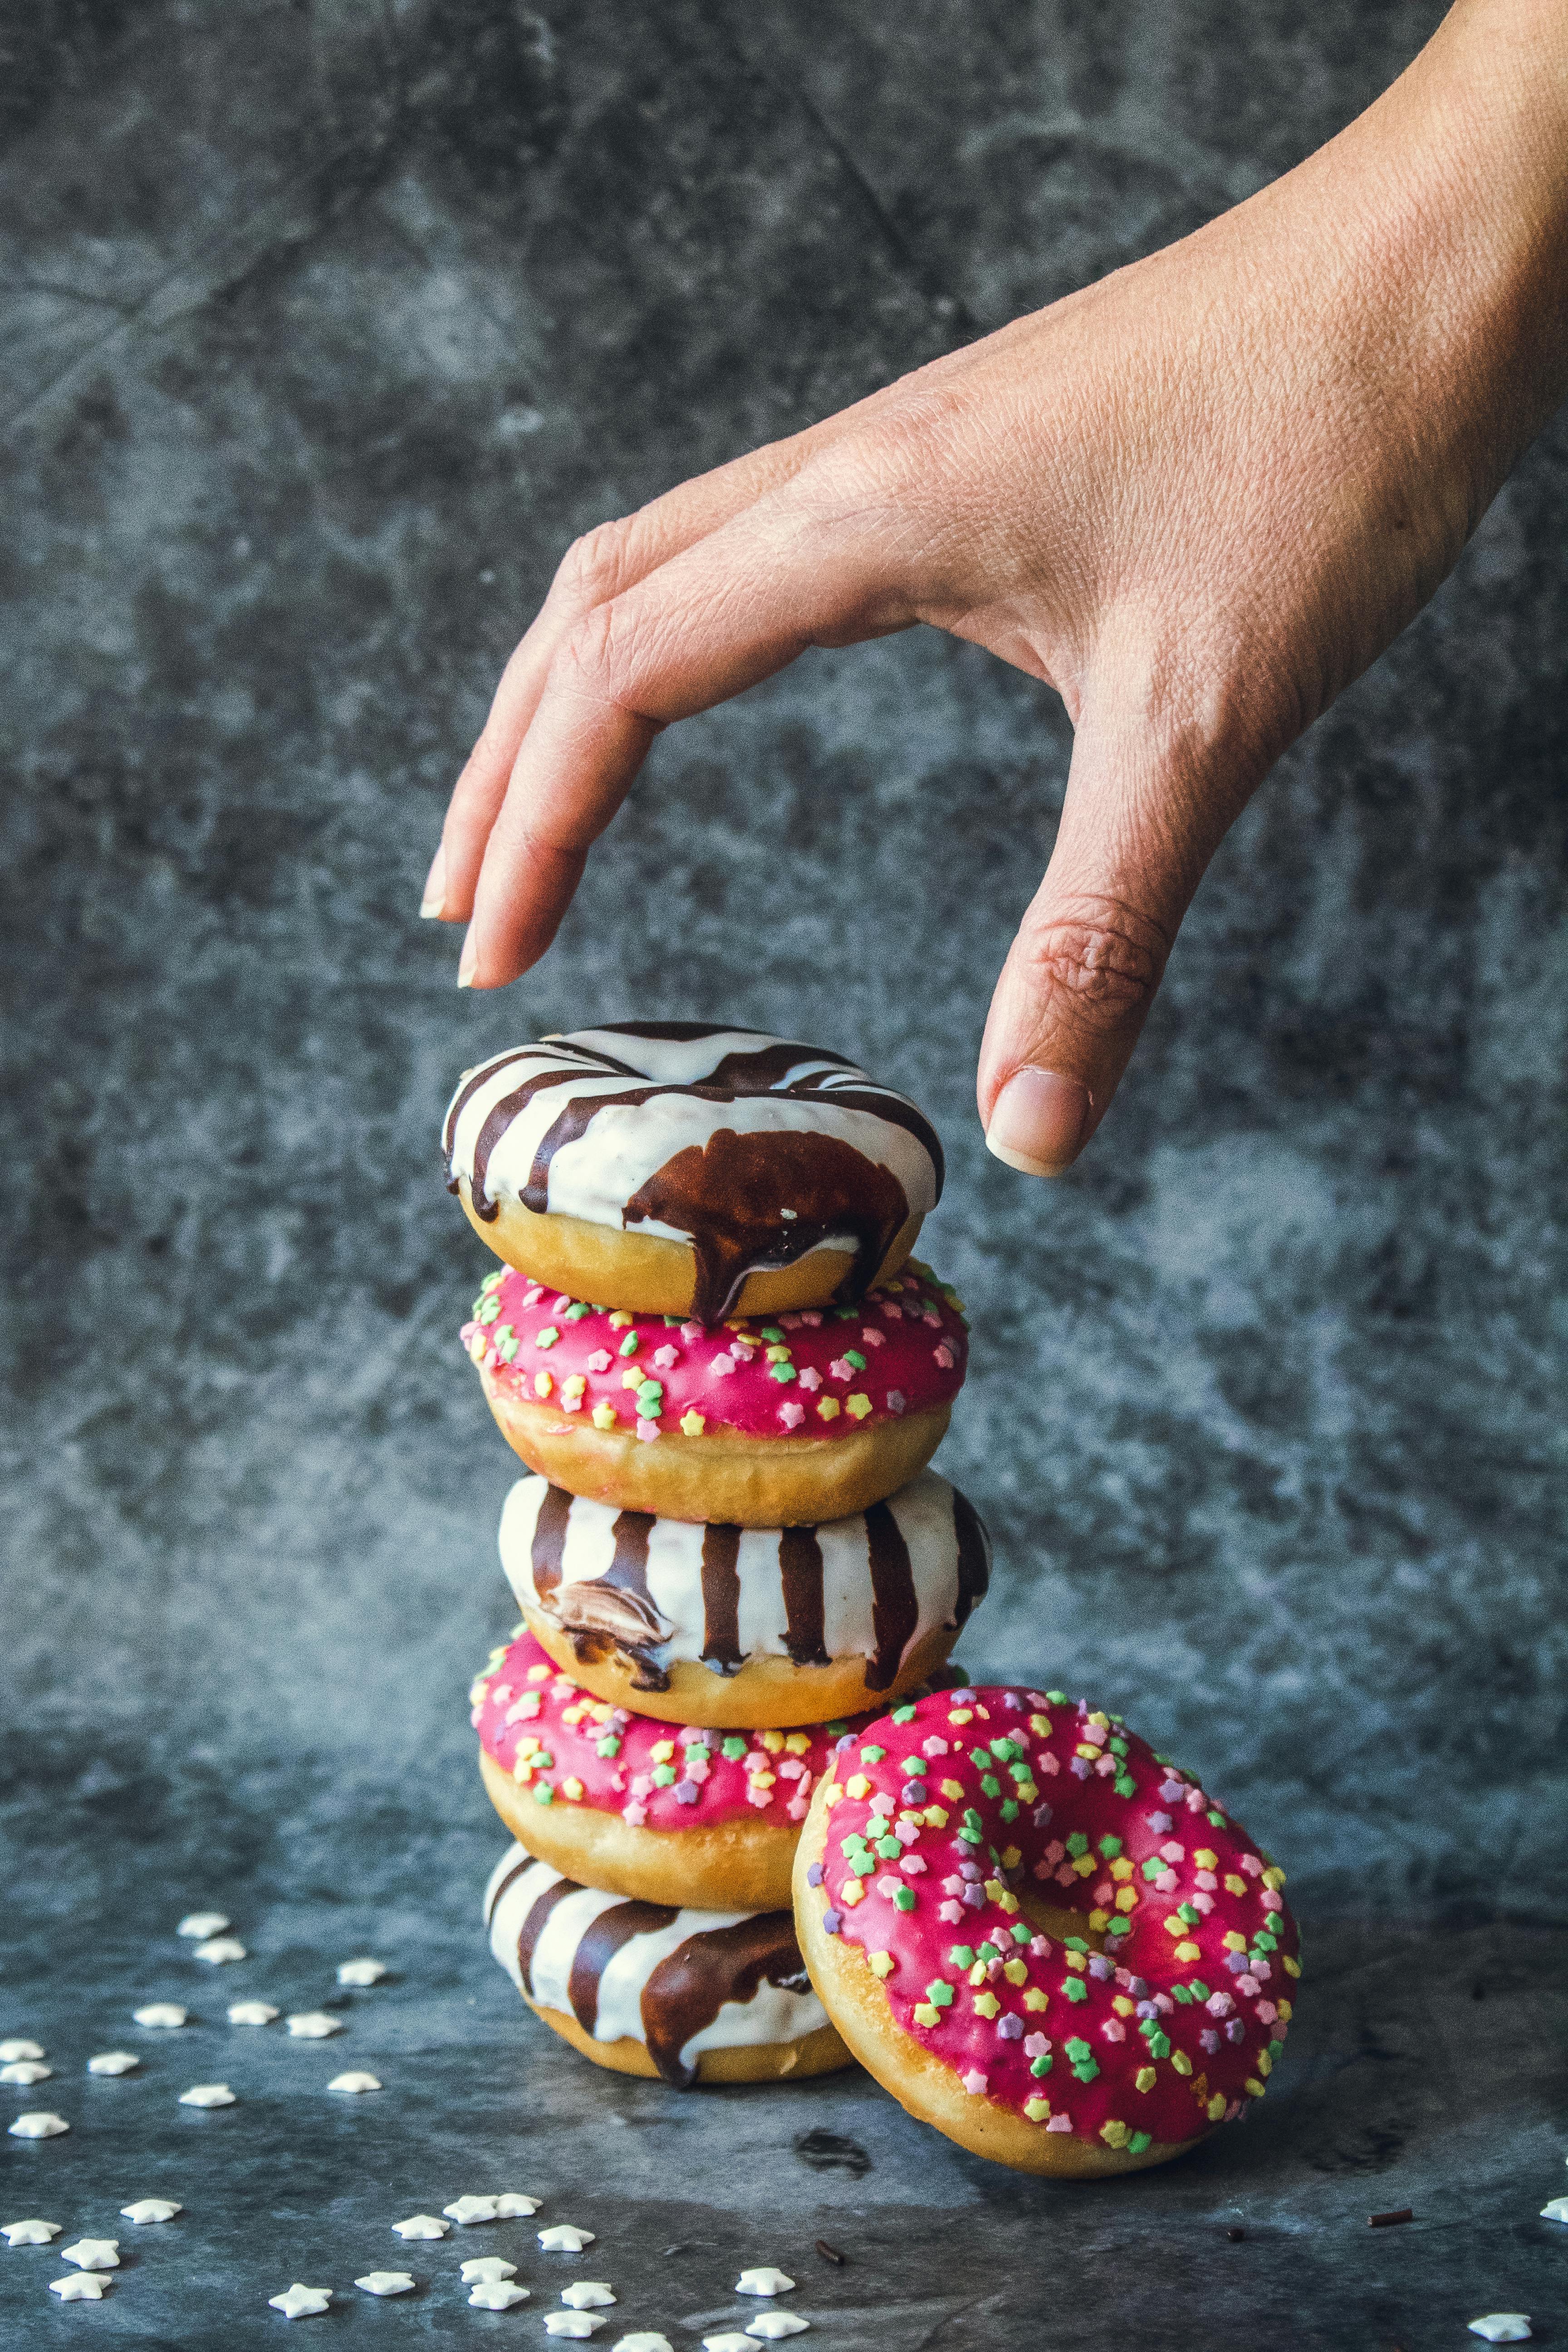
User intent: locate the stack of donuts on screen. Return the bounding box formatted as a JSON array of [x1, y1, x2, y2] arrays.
[[450, 1024, 990, 2092], [448, 1021, 1304, 2177]]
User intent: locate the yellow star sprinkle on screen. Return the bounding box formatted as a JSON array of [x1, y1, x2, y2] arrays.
[[1109, 1857, 1134, 1882], [1002, 1959, 1027, 1986], [923, 1805, 949, 1828], [784, 1732, 810, 1754], [534, 1371, 553, 1397], [1115, 1887, 1138, 1912], [841, 1880, 864, 1907], [1244, 2076, 1266, 2098], [591, 1402, 617, 1431], [845, 1393, 872, 1419], [1193, 1848, 1218, 1870], [912, 2003, 940, 2028], [1207, 2092, 1227, 2121], [1224, 1874, 1247, 1897], [1023, 2096, 1051, 2123], [1174, 1940, 1200, 1962], [1170, 2051, 1193, 2077], [1283, 1955, 1301, 1978], [972, 1992, 1000, 2019], [1112, 1995, 1135, 2018], [1023, 1988, 1048, 2013], [816, 1398, 841, 1421], [1029, 1714, 1052, 1737], [846, 1774, 870, 1799], [560, 1777, 583, 1801], [1223, 1931, 1247, 1952], [679, 1410, 706, 1435], [868, 1952, 894, 1979], [1100, 2121, 1130, 2149], [1000, 1846, 1022, 1872], [940, 1779, 965, 1801], [1135, 2066, 1156, 2093], [608, 1311, 633, 1328], [1262, 1867, 1287, 1889]]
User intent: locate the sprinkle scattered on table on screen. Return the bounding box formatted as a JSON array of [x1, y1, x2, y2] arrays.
[[392, 2215, 449, 2240], [470, 2280, 531, 2310], [178, 2082, 235, 2108], [1539, 2197, 1568, 2223], [1367, 2207, 1414, 2228], [268, 2283, 333, 2319], [88, 2052, 140, 2075], [3, 2219, 62, 2244], [745, 2317, 809, 2341], [813, 2243, 844, 2266], [493, 2192, 542, 2216], [355, 2271, 416, 2296], [133, 2004, 188, 2029], [51, 2273, 111, 2301], [326, 2071, 381, 2094], [461, 2258, 517, 2284], [228, 2001, 279, 2026], [737, 2269, 794, 2297], [177, 1913, 231, 1939], [336, 1958, 388, 1987], [562, 2282, 616, 2308], [546, 2318, 608, 2340], [1469, 2322, 1532, 2344], [612, 2336, 674, 2352], [193, 1938, 247, 1965], [59, 2239, 119, 2272], [540, 2225, 596, 2252], [121, 2200, 182, 2224], [0, 2039, 45, 2063], [0, 2060, 51, 2084], [445, 2195, 503, 2224], [284, 2012, 343, 2039], [8, 2112, 69, 2138]]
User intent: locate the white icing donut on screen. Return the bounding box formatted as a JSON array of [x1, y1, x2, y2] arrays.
[[443, 1024, 943, 1323], [483, 1846, 839, 2087], [499, 1466, 990, 1693]]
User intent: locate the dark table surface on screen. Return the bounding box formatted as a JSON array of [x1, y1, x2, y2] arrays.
[[4, 1, 1568, 2346]]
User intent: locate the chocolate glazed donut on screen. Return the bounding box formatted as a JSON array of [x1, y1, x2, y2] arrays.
[[442, 1024, 944, 1322]]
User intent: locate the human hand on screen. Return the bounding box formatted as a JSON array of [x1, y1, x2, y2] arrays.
[[422, 0, 1568, 1174]]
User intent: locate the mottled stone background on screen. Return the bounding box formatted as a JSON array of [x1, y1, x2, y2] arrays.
[[5, 0, 1567, 1929]]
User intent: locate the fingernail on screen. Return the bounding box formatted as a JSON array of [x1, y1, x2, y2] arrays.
[[456, 926, 476, 989], [985, 1068, 1090, 1177], [419, 843, 446, 918]]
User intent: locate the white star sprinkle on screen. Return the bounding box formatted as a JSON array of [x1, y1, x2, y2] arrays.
[[336, 1959, 388, 1987], [539, 2225, 595, 2252], [327, 2072, 381, 2094], [228, 2001, 279, 2026], [563, 2283, 616, 2309], [461, 2258, 518, 2284], [285, 2013, 343, 2039], [60, 2239, 119, 2272], [0, 2061, 51, 2085], [2, 2219, 61, 2245], [745, 2317, 809, 2340], [547, 2318, 608, 2339], [737, 2269, 795, 2298], [702, 2336, 753, 2352], [268, 2283, 333, 2319], [193, 1938, 247, 1965], [444, 2195, 500, 2225], [392, 2215, 449, 2241], [355, 2272, 416, 2296], [178, 2082, 235, 2107], [7, 2112, 69, 2138], [120, 2200, 182, 2225], [133, 2004, 188, 2029], [469, 2282, 530, 2310], [1468, 2325, 1532, 2346], [495, 2192, 541, 2217], [88, 2053, 140, 2075], [612, 2335, 674, 2352], [177, 1913, 230, 1939], [1541, 2197, 1568, 2223], [50, 2273, 111, 2301], [0, 2039, 44, 2063]]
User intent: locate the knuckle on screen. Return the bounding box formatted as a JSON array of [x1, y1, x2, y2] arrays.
[[1017, 900, 1167, 1029], [555, 516, 637, 609]]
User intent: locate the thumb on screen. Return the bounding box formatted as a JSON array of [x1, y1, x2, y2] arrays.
[[977, 721, 1233, 1176]]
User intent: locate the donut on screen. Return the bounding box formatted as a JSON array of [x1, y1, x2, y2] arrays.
[[460, 1257, 968, 1527], [495, 1467, 990, 1729], [442, 1023, 943, 1322], [483, 1844, 849, 2087], [470, 1628, 971, 1909], [794, 1684, 1300, 2178]]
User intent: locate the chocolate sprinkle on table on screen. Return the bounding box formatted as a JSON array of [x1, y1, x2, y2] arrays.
[[1368, 2208, 1415, 2228], [815, 2241, 846, 2265]]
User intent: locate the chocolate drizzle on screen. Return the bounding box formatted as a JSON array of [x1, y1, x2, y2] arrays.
[[443, 1024, 943, 1316], [779, 1527, 829, 1666], [950, 1487, 992, 1627], [640, 1913, 813, 2089], [699, 1524, 744, 1673], [511, 1874, 577, 1981], [863, 1501, 919, 1691], [568, 1900, 678, 2036], [625, 1127, 912, 1324], [529, 1483, 575, 1601]]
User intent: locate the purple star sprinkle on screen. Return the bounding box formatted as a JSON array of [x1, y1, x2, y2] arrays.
[[1159, 1778, 1186, 1803], [998, 2014, 1024, 2040], [806, 1863, 823, 1887], [822, 1909, 842, 1936], [1200, 2029, 1220, 2054], [1033, 1802, 1054, 1829], [1147, 1812, 1173, 1834], [674, 1780, 700, 1804], [1225, 2018, 1246, 2043]]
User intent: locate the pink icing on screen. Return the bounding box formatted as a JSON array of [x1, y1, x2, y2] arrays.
[[810, 1686, 1300, 2155], [460, 1260, 968, 1440], [472, 1630, 915, 1831]]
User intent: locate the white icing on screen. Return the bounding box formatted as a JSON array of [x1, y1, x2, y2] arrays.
[[445, 1030, 939, 1241], [485, 1850, 829, 2068], [177, 2083, 235, 2107], [500, 1468, 975, 1673]]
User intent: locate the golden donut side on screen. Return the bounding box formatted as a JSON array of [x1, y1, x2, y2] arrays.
[[480, 1377, 950, 1527], [478, 1747, 801, 1909], [519, 1993, 852, 2083], [791, 1779, 1199, 2179], [517, 1606, 960, 1731], [457, 1177, 922, 1317]]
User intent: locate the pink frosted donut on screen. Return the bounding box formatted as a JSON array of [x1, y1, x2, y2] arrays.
[[471, 1629, 968, 1910], [794, 1683, 1301, 2178], [460, 1256, 968, 1526]]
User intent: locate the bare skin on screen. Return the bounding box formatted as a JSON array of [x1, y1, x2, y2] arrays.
[[423, 0, 1568, 1176]]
